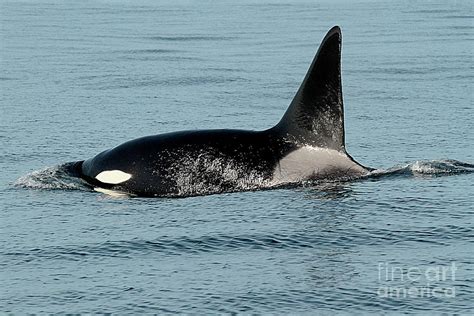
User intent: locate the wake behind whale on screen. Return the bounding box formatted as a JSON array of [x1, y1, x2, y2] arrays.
[[14, 26, 474, 198], [14, 159, 474, 197]]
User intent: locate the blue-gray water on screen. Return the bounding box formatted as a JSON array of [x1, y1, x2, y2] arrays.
[[1, 0, 473, 313]]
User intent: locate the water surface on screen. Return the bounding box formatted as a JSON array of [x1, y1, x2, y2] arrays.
[[1, 0, 473, 313]]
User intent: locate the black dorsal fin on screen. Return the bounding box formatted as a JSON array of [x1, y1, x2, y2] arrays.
[[274, 26, 346, 151]]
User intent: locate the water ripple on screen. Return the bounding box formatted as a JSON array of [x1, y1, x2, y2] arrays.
[[3, 224, 472, 265], [147, 35, 235, 42]]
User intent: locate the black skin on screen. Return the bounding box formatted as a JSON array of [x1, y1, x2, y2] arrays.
[[78, 128, 295, 197]]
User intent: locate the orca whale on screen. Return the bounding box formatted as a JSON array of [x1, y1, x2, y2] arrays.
[[68, 26, 371, 197]]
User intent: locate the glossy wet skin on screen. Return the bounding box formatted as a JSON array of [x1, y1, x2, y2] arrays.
[[79, 128, 369, 197], [80, 129, 292, 196]]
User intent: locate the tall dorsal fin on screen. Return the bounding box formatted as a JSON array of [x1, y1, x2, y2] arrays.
[[274, 26, 346, 151]]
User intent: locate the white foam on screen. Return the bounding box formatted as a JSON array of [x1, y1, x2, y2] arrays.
[[14, 165, 84, 190], [95, 170, 131, 184]]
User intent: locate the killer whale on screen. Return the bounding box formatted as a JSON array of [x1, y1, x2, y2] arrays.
[[68, 26, 370, 197]]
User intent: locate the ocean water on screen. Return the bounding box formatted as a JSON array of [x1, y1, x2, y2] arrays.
[[1, 0, 473, 313]]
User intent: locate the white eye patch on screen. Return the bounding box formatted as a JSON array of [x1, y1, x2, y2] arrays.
[[95, 170, 132, 184]]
